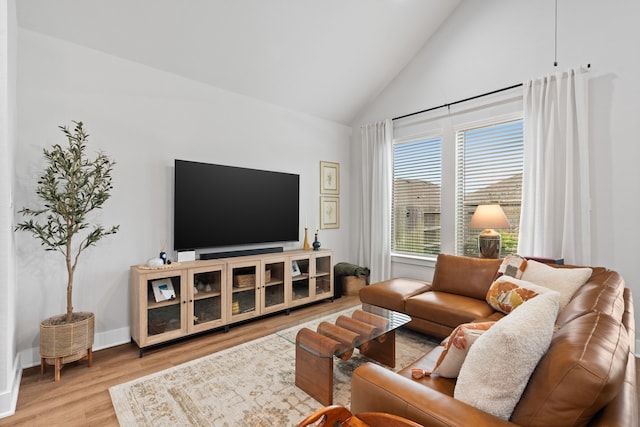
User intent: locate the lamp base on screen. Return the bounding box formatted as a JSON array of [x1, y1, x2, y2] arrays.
[[478, 230, 501, 259]]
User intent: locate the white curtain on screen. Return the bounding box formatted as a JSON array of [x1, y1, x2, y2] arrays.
[[357, 119, 392, 283], [519, 68, 590, 265]]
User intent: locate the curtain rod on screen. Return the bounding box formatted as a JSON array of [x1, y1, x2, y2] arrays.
[[393, 64, 591, 122], [392, 83, 522, 121]]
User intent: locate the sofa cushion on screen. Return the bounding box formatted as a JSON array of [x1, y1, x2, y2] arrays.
[[486, 276, 551, 314], [510, 311, 630, 426], [359, 278, 431, 313], [431, 254, 502, 300], [521, 259, 592, 309], [430, 322, 495, 378], [405, 291, 496, 329], [454, 291, 560, 420]]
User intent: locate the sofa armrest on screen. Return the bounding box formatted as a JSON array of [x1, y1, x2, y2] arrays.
[[351, 363, 515, 427]]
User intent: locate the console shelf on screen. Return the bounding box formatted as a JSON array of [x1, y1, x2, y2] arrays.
[[130, 248, 333, 355]]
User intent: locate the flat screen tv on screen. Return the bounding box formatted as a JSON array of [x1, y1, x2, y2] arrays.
[[174, 160, 300, 251]]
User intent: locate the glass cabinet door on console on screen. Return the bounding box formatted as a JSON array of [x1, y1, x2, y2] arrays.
[[290, 255, 313, 306], [137, 269, 188, 347], [261, 256, 288, 314], [229, 260, 261, 323], [289, 250, 334, 306], [188, 264, 227, 333], [313, 252, 333, 299]]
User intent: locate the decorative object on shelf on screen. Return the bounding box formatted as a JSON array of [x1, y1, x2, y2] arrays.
[[138, 261, 181, 270], [469, 204, 511, 259], [292, 260, 301, 276], [151, 279, 176, 302], [320, 196, 340, 229], [159, 246, 168, 264], [149, 319, 167, 335], [313, 230, 321, 251], [204, 284, 212, 292], [232, 300, 240, 315], [303, 227, 311, 250], [234, 274, 255, 288], [320, 161, 340, 195], [15, 121, 119, 381], [147, 257, 164, 268], [193, 286, 199, 295], [177, 250, 196, 262]]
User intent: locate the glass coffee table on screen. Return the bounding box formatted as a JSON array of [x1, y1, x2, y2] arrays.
[[277, 304, 411, 406]]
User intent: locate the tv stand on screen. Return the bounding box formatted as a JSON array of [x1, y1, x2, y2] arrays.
[[200, 246, 284, 260], [130, 248, 333, 355]]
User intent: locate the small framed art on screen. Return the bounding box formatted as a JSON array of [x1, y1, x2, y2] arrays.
[[151, 278, 176, 302], [320, 161, 340, 195], [320, 196, 340, 229], [292, 260, 301, 276]]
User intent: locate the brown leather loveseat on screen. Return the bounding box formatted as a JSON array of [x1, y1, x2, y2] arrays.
[[354, 254, 637, 426]]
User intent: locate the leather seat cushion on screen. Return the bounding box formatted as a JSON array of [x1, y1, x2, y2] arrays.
[[397, 346, 457, 397], [405, 291, 496, 329], [359, 278, 431, 313]]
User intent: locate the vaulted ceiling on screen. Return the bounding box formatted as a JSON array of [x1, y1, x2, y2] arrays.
[[16, 0, 460, 125]]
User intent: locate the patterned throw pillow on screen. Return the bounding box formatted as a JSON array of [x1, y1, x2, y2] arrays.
[[496, 254, 528, 279], [412, 322, 495, 379], [486, 276, 550, 314]]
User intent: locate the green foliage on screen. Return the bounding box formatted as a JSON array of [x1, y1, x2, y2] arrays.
[[501, 231, 519, 255], [15, 122, 119, 322]]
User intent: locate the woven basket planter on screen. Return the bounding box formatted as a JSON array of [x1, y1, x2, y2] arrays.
[[40, 312, 95, 381]]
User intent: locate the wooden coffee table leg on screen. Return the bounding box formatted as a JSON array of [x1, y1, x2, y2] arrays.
[[359, 330, 396, 368], [295, 328, 339, 406]]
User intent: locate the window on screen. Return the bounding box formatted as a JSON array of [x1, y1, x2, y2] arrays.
[[392, 136, 442, 256], [455, 119, 524, 256]]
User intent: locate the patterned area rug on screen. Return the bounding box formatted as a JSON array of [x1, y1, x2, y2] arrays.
[[109, 307, 439, 426]]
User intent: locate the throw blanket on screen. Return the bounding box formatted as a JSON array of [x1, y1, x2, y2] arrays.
[[334, 262, 370, 278]]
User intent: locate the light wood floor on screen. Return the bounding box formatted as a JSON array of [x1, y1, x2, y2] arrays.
[[0, 296, 361, 427]]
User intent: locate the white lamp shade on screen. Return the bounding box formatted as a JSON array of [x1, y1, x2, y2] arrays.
[[469, 204, 511, 229]]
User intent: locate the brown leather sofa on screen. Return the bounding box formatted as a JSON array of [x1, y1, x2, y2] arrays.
[[353, 254, 637, 426]]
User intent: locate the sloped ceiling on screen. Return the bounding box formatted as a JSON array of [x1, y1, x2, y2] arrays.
[[16, 0, 460, 125]]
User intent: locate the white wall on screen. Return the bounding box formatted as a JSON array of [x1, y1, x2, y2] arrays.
[[0, 0, 20, 417], [350, 0, 640, 332], [15, 29, 352, 367]]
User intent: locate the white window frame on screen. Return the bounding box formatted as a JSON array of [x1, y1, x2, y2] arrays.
[[390, 88, 523, 266]]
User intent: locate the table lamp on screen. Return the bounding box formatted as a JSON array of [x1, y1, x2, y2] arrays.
[[469, 204, 511, 258]]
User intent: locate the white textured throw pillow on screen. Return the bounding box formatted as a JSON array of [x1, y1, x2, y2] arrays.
[[521, 260, 592, 309], [454, 291, 560, 420]]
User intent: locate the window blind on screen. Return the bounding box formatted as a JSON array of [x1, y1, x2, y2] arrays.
[[455, 119, 523, 256], [392, 137, 442, 256]]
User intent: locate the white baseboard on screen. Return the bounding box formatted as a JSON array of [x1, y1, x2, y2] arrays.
[[0, 354, 22, 419], [19, 326, 131, 369]]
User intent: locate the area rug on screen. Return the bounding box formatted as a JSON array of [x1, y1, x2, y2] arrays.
[[109, 307, 439, 426]]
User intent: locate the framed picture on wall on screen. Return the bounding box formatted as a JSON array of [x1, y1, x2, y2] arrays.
[[320, 196, 340, 229], [320, 161, 340, 195]]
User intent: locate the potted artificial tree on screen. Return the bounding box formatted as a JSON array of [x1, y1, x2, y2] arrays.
[[16, 121, 119, 381]]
